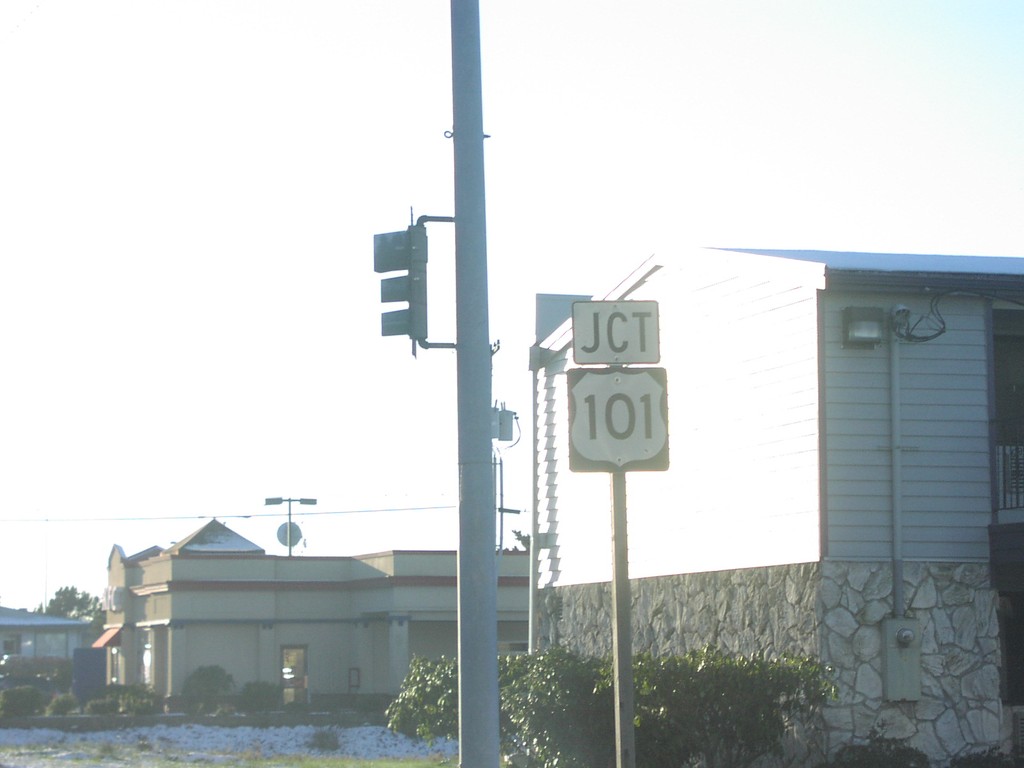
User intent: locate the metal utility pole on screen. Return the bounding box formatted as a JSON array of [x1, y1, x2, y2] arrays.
[[450, 0, 499, 766]]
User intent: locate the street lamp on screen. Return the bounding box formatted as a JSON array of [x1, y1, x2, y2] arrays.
[[264, 497, 317, 556]]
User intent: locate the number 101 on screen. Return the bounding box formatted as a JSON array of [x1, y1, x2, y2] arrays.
[[583, 392, 654, 440]]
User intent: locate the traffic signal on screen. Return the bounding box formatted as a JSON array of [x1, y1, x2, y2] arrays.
[[374, 224, 428, 341]]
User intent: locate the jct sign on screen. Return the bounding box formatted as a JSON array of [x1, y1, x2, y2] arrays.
[[568, 367, 669, 472], [572, 301, 660, 365]]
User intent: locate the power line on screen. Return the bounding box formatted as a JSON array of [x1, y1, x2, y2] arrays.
[[0, 505, 457, 524]]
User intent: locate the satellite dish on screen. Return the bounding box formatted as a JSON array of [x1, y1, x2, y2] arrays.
[[277, 522, 302, 548]]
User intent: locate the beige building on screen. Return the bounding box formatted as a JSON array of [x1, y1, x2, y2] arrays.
[[97, 520, 528, 704]]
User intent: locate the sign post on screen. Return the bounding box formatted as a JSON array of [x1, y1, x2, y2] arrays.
[[610, 470, 634, 768], [568, 300, 668, 768]]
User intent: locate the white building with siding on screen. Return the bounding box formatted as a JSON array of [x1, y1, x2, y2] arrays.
[[530, 248, 1024, 765]]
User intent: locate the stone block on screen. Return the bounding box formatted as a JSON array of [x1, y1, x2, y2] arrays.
[[931, 609, 954, 647], [827, 631, 854, 671], [854, 662, 883, 701], [909, 577, 938, 609], [821, 704, 854, 731], [908, 721, 943, 762], [846, 563, 874, 592], [853, 705, 882, 738], [935, 708, 967, 754], [824, 606, 859, 638], [878, 706, 916, 740], [956, 563, 989, 589], [965, 706, 1002, 743], [861, 599, 889, 625], [961, 664, 1000, 702], [953, 605, 978, 649], [821, 576, 842, 609], [852, 625, 881, 661], [863, 566, 893, 602], [942, 582, 974, 606], [915, 696, 948, 721], [975, 594, 999, 638]]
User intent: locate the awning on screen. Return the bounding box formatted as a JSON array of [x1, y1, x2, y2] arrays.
[[92, 627, 122, 648]]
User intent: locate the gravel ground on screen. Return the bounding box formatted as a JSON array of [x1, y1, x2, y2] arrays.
[[0, 724, 458, 765]]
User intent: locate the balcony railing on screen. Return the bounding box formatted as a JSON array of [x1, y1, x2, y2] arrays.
[[995, 418, 1024, 511]]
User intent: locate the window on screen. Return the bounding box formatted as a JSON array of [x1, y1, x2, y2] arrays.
[[281, 646, 308, 705], [2, 634, 21, 656]]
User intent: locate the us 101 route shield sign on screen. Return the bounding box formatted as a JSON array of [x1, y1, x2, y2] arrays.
[[568, 367, 669, 472]]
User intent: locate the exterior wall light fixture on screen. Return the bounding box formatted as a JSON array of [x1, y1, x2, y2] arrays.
[[842, 306, 887, 348]]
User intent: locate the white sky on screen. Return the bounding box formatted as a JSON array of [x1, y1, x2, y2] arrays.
[[1, 0, 1022, 610]]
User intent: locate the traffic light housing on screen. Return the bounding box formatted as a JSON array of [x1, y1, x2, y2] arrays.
[[374, 224, 428, 341]]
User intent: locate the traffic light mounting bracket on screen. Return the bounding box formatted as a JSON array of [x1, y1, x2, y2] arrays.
[[374, 214, 457, 356], [412, 215, 457, 355]]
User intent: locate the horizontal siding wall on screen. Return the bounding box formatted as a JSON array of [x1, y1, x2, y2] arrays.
[[823, 292, 992, 562], [537, 252, 825, 586]]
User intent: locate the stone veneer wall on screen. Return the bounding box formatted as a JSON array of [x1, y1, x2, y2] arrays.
[[820, 561, 1002, 761], [541, 560, 1004, 766]]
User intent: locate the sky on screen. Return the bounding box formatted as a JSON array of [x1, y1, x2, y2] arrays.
[[1, 0, 1022, 611]]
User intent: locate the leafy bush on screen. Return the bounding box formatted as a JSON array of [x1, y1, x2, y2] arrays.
[[634, 647, 834, 768], [386, 655, 459, 744], [181, 665, 234, 714], [501, 647, 615, 768], [46, 692, 79, 715], [949, 747, 1016, 767], [78, 684, 159, 715], [388, 646, 833, 768], [118, 684, 161, 715], [308, 727, 340, 752], [0, 685, 47, 718], [237, 681, 281, 712], [0, 656, 72, 692], [83, 695, 119, 715], [388, 651, 612, 766], [826, 727, 929, 767]]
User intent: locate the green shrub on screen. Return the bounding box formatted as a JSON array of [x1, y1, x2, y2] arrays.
[[118, 684, 161, 715], [388, 646, 831, 768], [386, 655, 459, 744], [181, 665, 234, 714], [308, 727, 340, 752], [826, 727, 930, 767], [0, 685, 48, 718], [0, 656, 72, 692], [237, 681, 281, 712], [501, 647, 615, 768], [949, 747, 1016, 767], [83, 695, 119, 715], [78, 684, 159, 715], [634, 646, 834, 768], [45, 692, 79, 715]]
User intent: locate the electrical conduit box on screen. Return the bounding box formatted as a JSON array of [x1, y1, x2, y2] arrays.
[[882, 617, 922, 701], [491, 407, 515, 442]]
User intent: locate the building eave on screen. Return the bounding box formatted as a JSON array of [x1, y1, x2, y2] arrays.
[[824, 268, 1024, 296]]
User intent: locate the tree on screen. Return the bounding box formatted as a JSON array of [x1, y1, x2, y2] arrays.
[[37, 586, 102, 629], [510, 529, 530, 551]]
